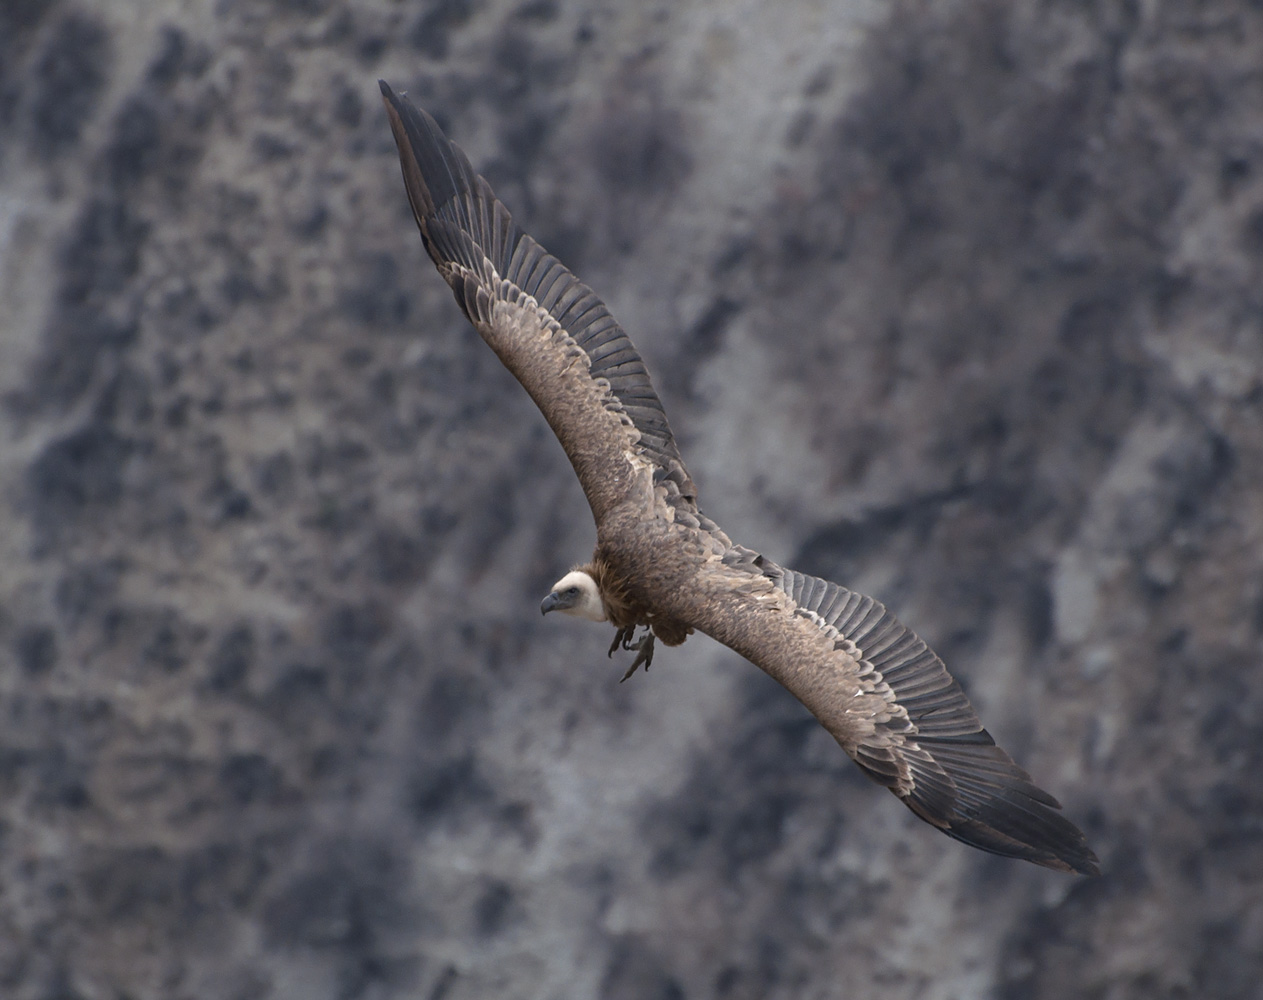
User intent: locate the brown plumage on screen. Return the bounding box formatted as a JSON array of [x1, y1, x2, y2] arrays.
[[380, 82, 1100, 876]]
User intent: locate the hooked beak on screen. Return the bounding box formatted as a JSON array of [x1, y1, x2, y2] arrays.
[[540, 592, 562, 616]]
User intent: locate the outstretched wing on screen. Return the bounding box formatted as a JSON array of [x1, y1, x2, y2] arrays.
[[698, 549, 1099, 875], [381, 82, 695, 525]]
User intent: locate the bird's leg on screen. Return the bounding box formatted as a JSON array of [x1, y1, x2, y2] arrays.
[[618, 628, 656, 683]]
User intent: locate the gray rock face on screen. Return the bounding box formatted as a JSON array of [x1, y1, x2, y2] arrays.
[[0, 0, 1259, 997]]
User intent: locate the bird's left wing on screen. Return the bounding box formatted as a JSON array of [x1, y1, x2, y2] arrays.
[[380, 83, 695, 525], [694, 549, 1100, 875]]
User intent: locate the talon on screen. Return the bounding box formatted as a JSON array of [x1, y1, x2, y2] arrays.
[[618, 631, 656, 683], [608, 624, 635, 658]]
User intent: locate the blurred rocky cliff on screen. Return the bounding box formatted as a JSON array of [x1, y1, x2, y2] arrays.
[[0, 0, 1260, 997]]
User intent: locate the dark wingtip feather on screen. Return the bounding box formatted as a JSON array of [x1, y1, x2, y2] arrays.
[[908, 737, 1101, 875], [940, 809, 1101, 875], [379, 81, 477, 231]]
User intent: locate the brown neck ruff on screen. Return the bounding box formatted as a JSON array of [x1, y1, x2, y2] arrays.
[[581, 556, 692, 647], [580, 556, 640, 630]]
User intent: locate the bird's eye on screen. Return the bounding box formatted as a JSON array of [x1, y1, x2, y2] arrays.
[[565, 587, 579, 596]]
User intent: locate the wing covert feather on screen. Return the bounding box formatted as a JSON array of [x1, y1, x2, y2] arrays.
[[698, 552, 1099, 875], [381, 83, 694, 523]]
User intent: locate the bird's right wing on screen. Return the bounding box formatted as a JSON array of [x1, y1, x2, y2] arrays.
[[694, 548, 1099, 875], [381, 83, 695, 525]]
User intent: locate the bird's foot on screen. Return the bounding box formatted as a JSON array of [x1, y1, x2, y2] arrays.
[[618, 630, 655, 683], [608, 624, 637, 659]]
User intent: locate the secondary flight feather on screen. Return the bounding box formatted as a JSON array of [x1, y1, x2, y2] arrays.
[[380, 81, 1099, 876]]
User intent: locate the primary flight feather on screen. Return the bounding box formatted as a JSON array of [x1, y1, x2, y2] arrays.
[[380, 81, 1099, 876]]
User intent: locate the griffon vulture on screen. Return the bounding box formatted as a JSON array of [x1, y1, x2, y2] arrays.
[[380, 81, 1099, 876]]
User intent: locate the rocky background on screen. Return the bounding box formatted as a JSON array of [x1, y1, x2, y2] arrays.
[[0, 0, 1260, 997]]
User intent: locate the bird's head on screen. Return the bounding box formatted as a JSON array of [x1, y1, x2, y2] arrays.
[[540, 569, 606, 622]]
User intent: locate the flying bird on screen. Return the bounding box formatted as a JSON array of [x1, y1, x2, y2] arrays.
[[380, 81, 1099, 876]]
